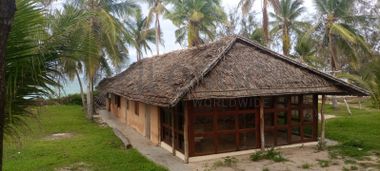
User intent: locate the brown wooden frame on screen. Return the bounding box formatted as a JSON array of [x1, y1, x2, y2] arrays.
[[187, 95, 318, 157], [188, 98, 260, 157]]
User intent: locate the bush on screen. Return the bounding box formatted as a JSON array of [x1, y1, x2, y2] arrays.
[[60, 94, 84, 105]]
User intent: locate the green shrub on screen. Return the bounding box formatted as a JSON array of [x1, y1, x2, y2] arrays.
[[62, 94, 83, 105], [250, 148, 287, 162], [250, 151, 265, 161]]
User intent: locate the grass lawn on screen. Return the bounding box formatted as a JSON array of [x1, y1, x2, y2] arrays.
[[4, 105, 167, 171], [325, 104, 380, 158]]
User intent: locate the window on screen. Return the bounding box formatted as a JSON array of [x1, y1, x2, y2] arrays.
[[115, 95, 121, 108], [134, 101, 139, 115]]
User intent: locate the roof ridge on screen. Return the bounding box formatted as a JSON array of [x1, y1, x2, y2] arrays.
[[235, 35, 370, 96], [168, 35, 239, 106]]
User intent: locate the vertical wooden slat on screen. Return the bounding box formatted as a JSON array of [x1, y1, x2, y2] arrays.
[[313, 95, 318, 140], [171, 108, 175, 155], [259, 97, 265, 151], [287, 96, 291, 144], [319, 95, 327, 150], [300, 95, 304, 141], [157, 107, 161, 145], [184, 102, 189, 163]]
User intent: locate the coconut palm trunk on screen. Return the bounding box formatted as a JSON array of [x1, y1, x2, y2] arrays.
[[188, 22, 201, 47], [75, 69, 86, 110], [0, 0, 16, 169], [155, 13, 160, 56], [86, 77, 94, 120], [282, 23, 290, 56], [263, 0, 269, 46], [327, 21, 339, 109]]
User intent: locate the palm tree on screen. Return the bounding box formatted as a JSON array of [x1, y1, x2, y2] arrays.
[[166, 0, 226, 47], [238, 0, 280, 46], [127, 9, 156, 61], [49, 5, 91, 110], [339, 60, 380, 109], [68, 0, 137, 119], [145, 0, 168, 56], [270, 0, 307, 56], [0, 0, 16, 168], [313, 0, 371, 108]]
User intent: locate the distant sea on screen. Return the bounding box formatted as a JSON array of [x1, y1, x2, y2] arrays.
[[60, 79, 84, 96]]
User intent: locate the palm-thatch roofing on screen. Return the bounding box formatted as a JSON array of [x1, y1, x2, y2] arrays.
[[97, 36, 369, 107]]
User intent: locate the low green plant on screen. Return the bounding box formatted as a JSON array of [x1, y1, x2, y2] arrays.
[[301, 163, 311, 169], [317, 159, 330, 168], [344, 159, 357, 164], [250, 151, 265, 161], [262, 168, 269, 171], [250, 148, 287, 162], [329, 150, 340, 159], [350, 165, 359, 170], [211, 156, 239, 170], [329, 140, 369, 159], [222, 156, 238, 167]]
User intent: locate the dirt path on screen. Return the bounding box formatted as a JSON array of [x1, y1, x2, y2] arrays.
[[189, 146, 380, 171]]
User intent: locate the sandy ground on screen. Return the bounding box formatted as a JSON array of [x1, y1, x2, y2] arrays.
[[189, 146, 380, 171]]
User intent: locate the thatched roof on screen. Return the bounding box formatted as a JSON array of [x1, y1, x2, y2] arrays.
[[97, 36, 369, 107]]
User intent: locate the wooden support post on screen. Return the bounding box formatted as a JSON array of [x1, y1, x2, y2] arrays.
[[171, 108, 176, 156], [184, 103, 189, 163], [343, 98, 352, 116], [319, 95, 326, 150], [259, 97, 265, 151], [157, 107, 161, 145]]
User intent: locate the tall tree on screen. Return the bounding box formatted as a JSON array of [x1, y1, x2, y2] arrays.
[[48, 4, 93, 110], [0, 0, 16, 169], [127, 9, 156, 61], [166, 0, 226, 47], [238, 0, 280, 46], [313, 0, 371, 108], [145, 0, 168, 56], [69, 0, 136, 119], [270, 0, 306, 56]]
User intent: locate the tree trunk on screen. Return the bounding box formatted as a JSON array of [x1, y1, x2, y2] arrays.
[[0, 1, 16, 169], [262, 0, 269, 46], [136, 49, 141, 61], [75, 69, 86, 110], [155, 13, 160, 56], [259, 97, 265, 151], [318, 95, 327, 150], [86, 77, 94, 120], [328, 25, 338, 109], [282, 24, 290, 56]]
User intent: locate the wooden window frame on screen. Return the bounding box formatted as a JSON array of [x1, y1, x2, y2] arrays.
[[188, 98, 260, 157], [188, 95, 318, 157]]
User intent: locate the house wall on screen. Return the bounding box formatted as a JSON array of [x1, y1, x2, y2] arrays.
[[108, 94, 160, 145]]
